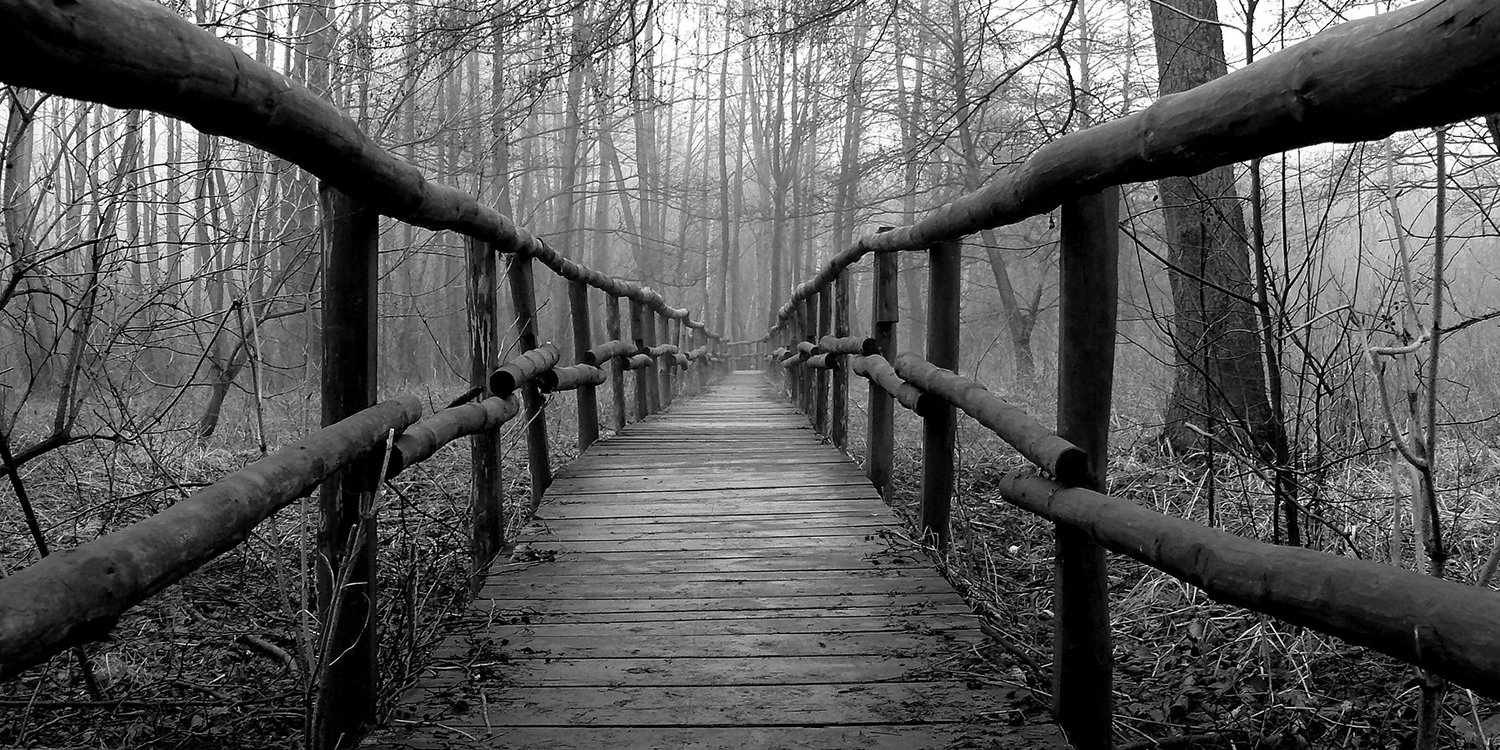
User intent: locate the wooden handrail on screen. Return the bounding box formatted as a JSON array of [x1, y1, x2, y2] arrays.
[[0, 396, 423, 681], [891, 354, 1089, 487], [998, 470, 1500, 697], [386, 397, 522, 478]]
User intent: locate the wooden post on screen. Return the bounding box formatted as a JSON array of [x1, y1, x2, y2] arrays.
[[920, 240, 961, 550], [466, 237, 503, 581], [800, 297, 816, 415], [815, 288, 832, 435], [867, 232, 898, 499], [630, 300, 650, 420], [506, 254, 550, 509], [643, 307, 661, 413], [607, 295, 627, 430], [1054, 188, 1119, 750], [831, 272, 850, 449], [568, 279, 599, 451], [312, 184, 379, 750], [658, 313, 673, 409]]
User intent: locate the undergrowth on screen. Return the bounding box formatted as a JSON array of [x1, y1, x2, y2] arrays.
[[0, 381, 579, 749]]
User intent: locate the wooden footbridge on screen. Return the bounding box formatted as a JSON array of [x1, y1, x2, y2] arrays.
[[364, 373, 1065, 749], [3, 2, 1500, 750]]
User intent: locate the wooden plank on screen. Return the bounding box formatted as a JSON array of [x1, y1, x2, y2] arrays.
[[366, 724, 1065, 750], [465, 603, 975, 626], [474, 593, 963, 615], [519, 520, 893, 539], [413, 655, 967, 687], [480, 577, 948, 600], [482, 554, 930, 576], [495, 536, 903, 554], [545, 473, 872, 493], [430, 630, 982, 660], [544, 486, 880, 502], [432, 613, 979, 637], [536, 502, 896, 519], [392, 682, 1004, 726]]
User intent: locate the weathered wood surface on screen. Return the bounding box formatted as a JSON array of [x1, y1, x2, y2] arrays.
[[364, 372, 1064, 749]]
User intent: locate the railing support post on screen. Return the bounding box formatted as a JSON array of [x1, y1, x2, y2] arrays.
[[920, 239, 961, 550], [1054, 188, 1119, 750], [867, 239, 898, 499], [506, 253, 550, 510], [312, 184, 379, 750], [831, 271, 850, 449], [466, 237, 503, 581], [644, 306, 662, 413], [568, 279, 599, 451], [607, 295, 628, 430], [800, 297, 815, 415], [630, 300, 651, 420], [815, 287, 831, 434], [658, 313, 673, 408]]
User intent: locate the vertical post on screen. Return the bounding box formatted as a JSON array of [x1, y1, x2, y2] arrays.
[[630, 299, 650, 420], [506, 254, 551, 509], [658, 313, 673, 408], [312, 184, 379, 750], [815, 288, 832, 435], [466, 237, 503, 580], [831, 271, 850, 449], [920, 240, 961, 550], [643, 306, 661, 413], [867, 236, 898, 499], [784, 320, 797, 400], [607, 295, 627, 430], [799, 297, 815, 415], [1054, 188, 1119, 750], [568, 279, 599, 451]]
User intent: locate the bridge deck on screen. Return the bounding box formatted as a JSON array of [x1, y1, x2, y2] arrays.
[[365, 372, 1064, 749]]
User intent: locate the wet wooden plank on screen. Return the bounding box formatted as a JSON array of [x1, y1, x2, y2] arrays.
[[366, 723, 1063, 750], [368, 372, 1063, 749]]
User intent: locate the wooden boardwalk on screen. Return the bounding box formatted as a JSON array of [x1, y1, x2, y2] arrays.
[[365, 372, 1065, 749]]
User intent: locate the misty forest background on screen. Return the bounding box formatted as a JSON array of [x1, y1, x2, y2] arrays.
[[4, 0, 1500, 745]]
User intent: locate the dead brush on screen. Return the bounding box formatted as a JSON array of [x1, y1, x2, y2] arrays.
[[877, 405, 1500, 747]]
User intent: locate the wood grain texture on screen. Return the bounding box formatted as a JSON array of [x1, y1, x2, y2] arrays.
[[365, 372, 1064, 749]]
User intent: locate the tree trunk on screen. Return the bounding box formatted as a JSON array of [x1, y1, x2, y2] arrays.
[[1149, 0, 1277, 464]]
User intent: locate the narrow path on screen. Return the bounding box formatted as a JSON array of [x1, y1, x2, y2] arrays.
[[366, 372, 1064, 749]]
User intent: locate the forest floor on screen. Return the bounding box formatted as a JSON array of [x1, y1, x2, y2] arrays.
[[3, 377, 1500, 748]]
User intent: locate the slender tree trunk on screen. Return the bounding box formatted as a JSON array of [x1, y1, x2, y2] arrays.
[[1149, 0, 1283, 528]]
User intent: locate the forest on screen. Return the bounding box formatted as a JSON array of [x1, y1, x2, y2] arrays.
[[2, 0, 1500, 746]]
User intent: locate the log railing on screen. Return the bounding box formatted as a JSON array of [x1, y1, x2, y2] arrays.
[[0, 1, 727, 747], [765, 1, 1500, 747]]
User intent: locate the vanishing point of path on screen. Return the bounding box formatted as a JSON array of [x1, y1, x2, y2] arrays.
[[364, 371, 1066, 749]]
